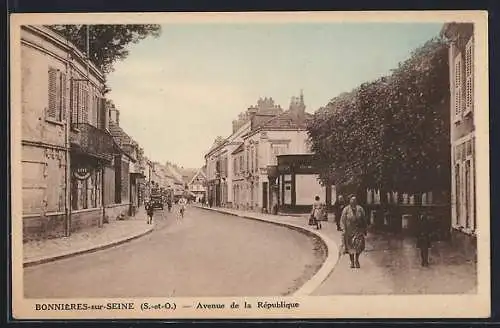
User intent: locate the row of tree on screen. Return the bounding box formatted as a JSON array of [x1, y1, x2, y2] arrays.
[[307, 37, 451, 195]]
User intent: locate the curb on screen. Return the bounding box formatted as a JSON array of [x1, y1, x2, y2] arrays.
[[23, 225, 154, 268], [195, 206, 340, 296]]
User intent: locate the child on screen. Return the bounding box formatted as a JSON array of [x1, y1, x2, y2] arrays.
[[146, 202, 154, 225]]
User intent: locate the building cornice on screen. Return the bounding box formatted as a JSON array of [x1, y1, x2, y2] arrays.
[[22, 25, 104, 82]]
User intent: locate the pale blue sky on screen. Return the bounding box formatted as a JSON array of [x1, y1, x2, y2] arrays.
[[106, 23, 444, 168]]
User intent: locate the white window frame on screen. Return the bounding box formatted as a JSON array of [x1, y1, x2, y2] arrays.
[[464, 36, 474, 117], [452, 133, 476, 234], [453, 53, 464, 123]]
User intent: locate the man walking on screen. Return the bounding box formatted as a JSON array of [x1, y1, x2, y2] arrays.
[[145, 201, 154, 225], [333, 194, 346, 231]]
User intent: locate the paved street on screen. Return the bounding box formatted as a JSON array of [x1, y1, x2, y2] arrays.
[[24, 206, 326, 298]]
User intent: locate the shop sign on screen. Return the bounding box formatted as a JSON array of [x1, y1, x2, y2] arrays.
[[74, 166, 91, 180]]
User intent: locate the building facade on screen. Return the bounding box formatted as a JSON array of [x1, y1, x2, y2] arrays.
[[187, 168, 208, 202], [442, 23, 476, 247], [237, 93, 314, 213], [21, 25, 117, 240]]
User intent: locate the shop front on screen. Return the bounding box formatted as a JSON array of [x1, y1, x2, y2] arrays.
[[70, 154, 106, 232], [274, 154, 334, 214]]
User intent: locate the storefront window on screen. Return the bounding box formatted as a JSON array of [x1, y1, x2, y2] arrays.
[[71, 168, 102, 210]]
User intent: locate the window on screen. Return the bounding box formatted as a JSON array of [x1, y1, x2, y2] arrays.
[[454, 135, 476, 232], [453, 53, 463, 122], [271, 143, 289, 165], [465, 160, 471, 229], [239, 155, 244, 173], [465, 37, 474, 115], [47, 67, 67, 122], [71, 169, 102, 210], [255, 144, 259, 172], [71, 79, 90, 125], [250, 147, 254, 172], [234, 157, 238, 174]]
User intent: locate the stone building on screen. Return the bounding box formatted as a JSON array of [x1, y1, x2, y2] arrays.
[[238, 92, 317, 213], [21, 25, 116, 240]]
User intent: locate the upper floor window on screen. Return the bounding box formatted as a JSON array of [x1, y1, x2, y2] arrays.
[[453, 53, 463, 122], [465, 36, 474, 116], [271, 143, 289, 165], [47, 67, 67, 122]]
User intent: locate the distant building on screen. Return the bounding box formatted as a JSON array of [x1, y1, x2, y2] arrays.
[[187, 167, 207, 202]]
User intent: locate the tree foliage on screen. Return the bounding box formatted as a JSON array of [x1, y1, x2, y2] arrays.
[[50, 24, 162, 74], [307, 37, 451, 194]]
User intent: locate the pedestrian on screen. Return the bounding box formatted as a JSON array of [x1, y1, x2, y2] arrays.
[[332, 194, 346, 231], [146, 201, 154, 225], [310, 195, 325, 230], [178, 196, 187, 219], [341, 194, 367, 269], [416, 211, 432, 267], [167, 198, 172, 212]]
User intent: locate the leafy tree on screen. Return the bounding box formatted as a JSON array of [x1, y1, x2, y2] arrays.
[[49, 24, 162, 74], [308, 37, 450, 197]]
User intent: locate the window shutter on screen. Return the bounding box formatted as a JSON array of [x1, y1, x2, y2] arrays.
[[98, 97, 107, 130], [71, 80, 79, 125], [454, 54, 463, 120], [81, 83, 89, 123], [60, 72, 67, 121], [47, 68, 58, 120], [465, 37, 474, 114]]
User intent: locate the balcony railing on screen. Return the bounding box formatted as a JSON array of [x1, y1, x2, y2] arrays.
[[70, 123, 117, 161]]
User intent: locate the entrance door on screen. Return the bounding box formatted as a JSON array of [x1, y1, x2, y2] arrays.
[[262, 182, 268, 212]]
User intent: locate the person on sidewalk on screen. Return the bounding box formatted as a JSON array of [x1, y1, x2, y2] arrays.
[[341, 194, 367, 269], [310, 195, 324, 230], [332, 194, 346, 231], [416, 211, 432, 267], [146, 201, 154, 225]]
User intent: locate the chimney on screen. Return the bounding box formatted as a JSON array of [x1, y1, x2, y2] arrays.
[[290, 91, 306, 125], [109, 107, 120, 125], [232, 120, 239, 133]]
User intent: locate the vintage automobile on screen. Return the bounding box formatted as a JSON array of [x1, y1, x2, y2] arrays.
[[150, 194, 164, 210]]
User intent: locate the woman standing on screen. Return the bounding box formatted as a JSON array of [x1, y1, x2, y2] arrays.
[[310, 195, 324, 230], [341, 195, 367, 268]]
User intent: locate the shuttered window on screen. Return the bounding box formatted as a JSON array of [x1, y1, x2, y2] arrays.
[[60, 72, 67, 121], [453, 54, 463, 122], [465, 37, 474, 115], [47, 67, 64, 121], [47, 67, 68, 122], [71, 80, 79, 125]]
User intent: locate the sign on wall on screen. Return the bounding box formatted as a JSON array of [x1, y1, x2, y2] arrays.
[[73, 166, 91, 180]]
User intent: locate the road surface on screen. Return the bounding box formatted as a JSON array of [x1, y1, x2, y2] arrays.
[[24, 206, 326, 298]]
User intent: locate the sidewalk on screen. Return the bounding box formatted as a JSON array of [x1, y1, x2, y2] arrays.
[[198, 206, 477, 295], [23, 207, 154, 267]]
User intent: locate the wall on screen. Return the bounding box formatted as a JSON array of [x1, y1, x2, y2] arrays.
[[295, 174, 326, 205], [71, 208, 101, 232], [23, 213, 66, 242], [103, 165, 116, 206], [105, 203, 130, 221]]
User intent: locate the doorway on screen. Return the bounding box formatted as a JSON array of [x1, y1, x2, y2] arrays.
[[262, 182, 268, 212]]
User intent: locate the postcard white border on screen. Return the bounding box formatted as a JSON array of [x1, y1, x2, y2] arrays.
[[10, 10, 490, 319]]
